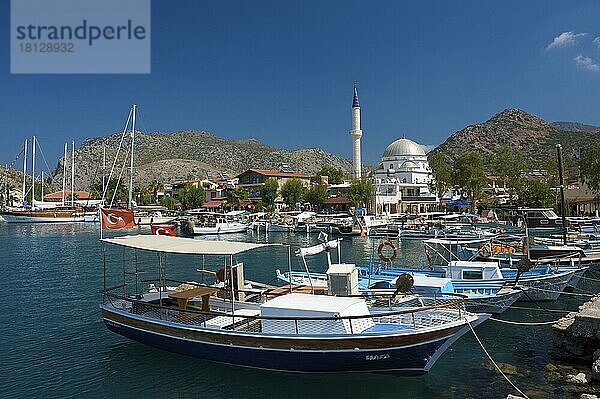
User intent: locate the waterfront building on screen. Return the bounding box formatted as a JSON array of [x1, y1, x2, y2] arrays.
[[372, 138, 438, 214], [236, 165, 311, 200]]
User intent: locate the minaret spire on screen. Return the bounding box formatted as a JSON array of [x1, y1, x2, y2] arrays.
[[349, 82, 363, 179]]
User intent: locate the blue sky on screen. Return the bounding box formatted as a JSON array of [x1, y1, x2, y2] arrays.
[[2, 0, 600, 171]]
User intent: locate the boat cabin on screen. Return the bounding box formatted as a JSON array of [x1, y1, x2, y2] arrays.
[[445, 261, 504, 281], [519, 208, 565, 229]]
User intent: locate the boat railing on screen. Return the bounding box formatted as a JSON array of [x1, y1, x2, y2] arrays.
[[101, 283, 468, 335]]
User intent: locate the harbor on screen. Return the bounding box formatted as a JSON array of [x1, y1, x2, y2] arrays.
[[5, 1, 600, 398], [1, 223, 600, 398]]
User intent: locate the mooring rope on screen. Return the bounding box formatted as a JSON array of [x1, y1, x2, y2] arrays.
[[508, 305, 571, 314], [528, 287, 595, 298], [467, 321, 530, 399], [567, 284, 596, 295], [489, 317, 560, 326], [578, 275, 600, 283]]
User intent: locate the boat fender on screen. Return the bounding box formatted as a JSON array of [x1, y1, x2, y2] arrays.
[[377, 241, 397, 262]]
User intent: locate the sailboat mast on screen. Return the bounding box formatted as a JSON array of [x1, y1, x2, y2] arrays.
[[62, 142, 67, 205], [31, 136, 36, 207], [102, 143, 106, 204], [22, 138, 27, 207], [41, 171, 44, 203], [128, 104, 136, 210], [71, 141, 75, 206]]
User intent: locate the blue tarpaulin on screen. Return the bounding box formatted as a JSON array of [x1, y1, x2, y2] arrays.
[[446, 199, 472, 207]]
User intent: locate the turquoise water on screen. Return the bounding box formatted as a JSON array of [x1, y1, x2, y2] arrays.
[[0, 223, 596, 398]]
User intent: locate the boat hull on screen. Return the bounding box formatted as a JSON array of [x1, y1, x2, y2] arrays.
[[102, 307, 484, 374], [0, 212, 85, 223], [193, 225, 248, 235]]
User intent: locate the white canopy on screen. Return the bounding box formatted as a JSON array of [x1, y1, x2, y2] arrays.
[[295, 240, 339, 257], [101, 234, 276, 255]]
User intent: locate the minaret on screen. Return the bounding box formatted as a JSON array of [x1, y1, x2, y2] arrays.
[[349, 83, 363, 179]]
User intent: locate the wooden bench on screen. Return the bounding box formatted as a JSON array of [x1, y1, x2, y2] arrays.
[[168, 286, 220, 312]]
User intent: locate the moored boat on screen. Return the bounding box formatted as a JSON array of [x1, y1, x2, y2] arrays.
[[100, 234, 488, 374]]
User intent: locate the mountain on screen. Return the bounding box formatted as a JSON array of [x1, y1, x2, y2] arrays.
[[550, 121, 600, 134], [430, 108, 600, 176], [51, 130, 352, 190]]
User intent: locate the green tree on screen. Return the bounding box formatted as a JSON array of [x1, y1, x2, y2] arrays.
[[280, 178, 305, 208], [428, 152, 452, 195], [304, 184, 328, 209], [229, 187, 249, 209], [489, 147, 528, 201], [91, 178, 128, 203], [260, 178, 279, 206], [147, 180, 162, 204], [518, 179, 556, 208], [348, 178, 373, 209], [160, 195, 176, 210], [178, 184, 205, 209], [580, 142, 600, 199], [317, 166, 345, 184], [452, 152, 487, 202], [133, 186, 151, 205]]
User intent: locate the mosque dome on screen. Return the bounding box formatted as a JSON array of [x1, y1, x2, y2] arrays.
[[382, 138, 426, 158]]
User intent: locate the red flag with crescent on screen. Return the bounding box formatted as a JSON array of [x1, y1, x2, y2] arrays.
[[101, 208, 136, 229], [151, 225, 176, 236]]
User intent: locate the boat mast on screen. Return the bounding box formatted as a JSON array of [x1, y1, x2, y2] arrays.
[[31, 136, 36, 208], [102, 143, 106, 205], [556, 144, 567, 245], [128, 104, 136, 210], [62, 142, 67, 205], [22, 138, 27, 207], [41, 171, 44, 203], [71, 141, 75, 207]]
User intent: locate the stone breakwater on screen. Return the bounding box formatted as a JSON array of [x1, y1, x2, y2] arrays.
[[552, 295, 600, 384]]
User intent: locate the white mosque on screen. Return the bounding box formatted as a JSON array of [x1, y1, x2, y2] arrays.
[[348, 85, 438, 214]]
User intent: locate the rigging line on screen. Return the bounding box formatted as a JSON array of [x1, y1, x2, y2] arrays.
[[488, 317, 560, 326], [102, 108, 133, 201], [34, 139, 57, 179], [467, 321, 531, 399], [109, 143, 131, 208]]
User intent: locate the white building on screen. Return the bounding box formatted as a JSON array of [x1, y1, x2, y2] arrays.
[[372, 138, 438, 214]]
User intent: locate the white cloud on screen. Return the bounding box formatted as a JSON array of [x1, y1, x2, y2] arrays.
[[574, 55, 600, 72], [594, 36, 600, 47], [546, 31, 587, 50]]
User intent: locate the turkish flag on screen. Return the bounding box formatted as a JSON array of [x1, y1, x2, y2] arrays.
[[101, 208, 136, 229], [151, 225, 176, 236]]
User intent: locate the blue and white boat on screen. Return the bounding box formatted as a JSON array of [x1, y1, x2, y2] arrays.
[[100, 234, 488, 374]]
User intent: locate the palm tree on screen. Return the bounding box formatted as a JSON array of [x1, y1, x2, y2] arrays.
[[229, 187, 249, 210]]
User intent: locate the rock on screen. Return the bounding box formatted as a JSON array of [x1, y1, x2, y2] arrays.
[[506, 395, 525, 399], [592, 357, 600, 382], [567, 372, 588, 384], [545, 363, 558, 372], [580, 394, 598, 399], [594, 349, 600, 361]]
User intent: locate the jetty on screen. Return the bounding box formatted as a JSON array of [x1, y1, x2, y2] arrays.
[[553, 295, 600, 382]]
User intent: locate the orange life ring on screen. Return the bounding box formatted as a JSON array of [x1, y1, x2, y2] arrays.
[[378, 241, 397, 262]]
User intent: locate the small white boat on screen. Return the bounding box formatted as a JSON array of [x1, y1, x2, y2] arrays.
[[193, 220, 248, 235]]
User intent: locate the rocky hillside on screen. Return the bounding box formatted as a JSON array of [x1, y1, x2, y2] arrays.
[[51, 130, 352, 190], [430, 108, 600, 176], [550, 121, 600, 134]]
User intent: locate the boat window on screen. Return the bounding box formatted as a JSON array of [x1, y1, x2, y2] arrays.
[[540, 219, 549, 225], [462, 270, 483, 280]]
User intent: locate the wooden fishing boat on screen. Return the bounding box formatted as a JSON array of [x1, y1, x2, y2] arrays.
[[100, 235, 488, 374]]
